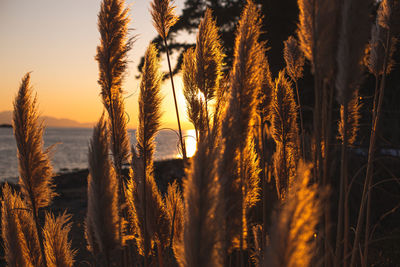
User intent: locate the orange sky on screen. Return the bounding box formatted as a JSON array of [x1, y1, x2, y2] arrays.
[[0, 0, 195, 129]]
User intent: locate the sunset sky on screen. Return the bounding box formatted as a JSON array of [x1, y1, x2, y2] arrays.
[[0, 0, 195, 129]]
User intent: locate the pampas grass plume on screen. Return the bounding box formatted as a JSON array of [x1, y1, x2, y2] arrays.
[[297, 0, 314, 62], [151, 0, 179, 40], [43, 212, 76, 267], [338, 90, 362, 145], [137, 43, 163, 164], [13, 73, 55, 212], [1, 184, 41, 267], [96, 0, 131, 167], [85, 114, 120, 257], [195, 8, 224, 102], [182, 47, 205, 137], [284, 36, 305, 81], [177, 141, 222, 267], [270, 71, 299, 199], [264, 161, 322, 267]]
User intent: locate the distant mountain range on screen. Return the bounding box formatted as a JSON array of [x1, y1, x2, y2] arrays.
[[0, 111, 94, 128]]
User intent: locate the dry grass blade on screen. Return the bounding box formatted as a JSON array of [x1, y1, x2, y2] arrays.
[[176, 141, 222, 267], [150, 0, 179, 40], [43, 212, 76, 267], [85, 114, 120, 258], [264, 161, 323, 267], [13, 73, 55, 212], [1, 184, 41, 267]]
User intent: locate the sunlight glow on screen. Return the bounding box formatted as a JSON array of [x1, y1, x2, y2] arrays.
[[184, 129, 197, 158]]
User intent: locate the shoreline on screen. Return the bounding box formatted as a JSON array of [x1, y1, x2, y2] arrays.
[[0, 158, 185, 266]]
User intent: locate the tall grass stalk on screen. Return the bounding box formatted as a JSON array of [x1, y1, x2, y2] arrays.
[[194, 8, 224, 136], [350, 1, 397, 265], [150, 0, 187, 161], [96, 0, 132, 251], [130, 43, 170, 265], [270, 71, 300, 200], [13, 73, 55, 267], [284, 36, 305, 159], [332, 0, 371, 265], [218, 1, 263, 265], [182, 47, 207, 140], [85, 114, 120, 266], [177, 140, 222, 267]]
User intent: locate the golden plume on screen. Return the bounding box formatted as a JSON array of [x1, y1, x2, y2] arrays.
[[43, 212, 75, 267], [182, 47, 206, 139], [264, 161, 323, 267], [85, 114, 120, 260], [338, 90, 362, 146], [296, 0, 313, 62], [13, 72, 54, 267], [1, 184, 41, 267], [13, 73, 55, 213], [176, 141, 222, 267], [137, 43, 163, 164], [96, 0, 131, 170], [130, 43, 170, 258], [151, 0, 179, 40], [270, 71, 299, 200], [195, 8, 224, 102], [218, 0, 264, 255], [284, 36, 305, 81]]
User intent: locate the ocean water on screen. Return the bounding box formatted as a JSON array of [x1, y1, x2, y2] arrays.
[[0, 127, 196, 181]]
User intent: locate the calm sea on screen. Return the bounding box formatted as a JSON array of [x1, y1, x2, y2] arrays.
[[0, 127, 196, 182]]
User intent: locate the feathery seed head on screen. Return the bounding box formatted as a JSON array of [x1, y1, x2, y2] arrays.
[[195, 8, 225, 101], [151, 0, 179, 40], [43, 212, 76, 267], [224, 0, 264, 150], [297, 0, 314, 62], [284, 36, 305, 81], [1, 184, 41, 267], [13, 73, 55, 211], [270, 71, 299, 200], [265, 161, 323, 267], [338, 90, 362, 146], [97, 0, 132, 110], [177, 141, 222, 267], [137, 43, 163, 164], [86, 114, 120, 254], [183, 47, 205, 136], [378, 0, 393, 29]]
